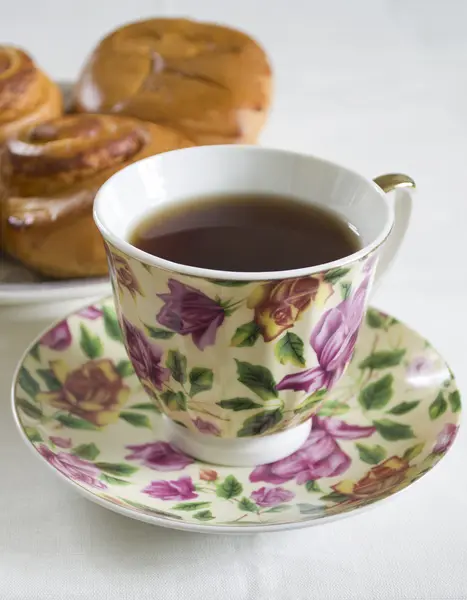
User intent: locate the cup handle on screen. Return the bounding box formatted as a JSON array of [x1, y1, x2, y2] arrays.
[[372, 173, 416, 287]]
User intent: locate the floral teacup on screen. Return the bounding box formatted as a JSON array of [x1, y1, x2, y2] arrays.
[[94, 146, 415, 466]]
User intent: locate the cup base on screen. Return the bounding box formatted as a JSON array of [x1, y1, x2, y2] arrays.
[[163, 417, 312, 467]]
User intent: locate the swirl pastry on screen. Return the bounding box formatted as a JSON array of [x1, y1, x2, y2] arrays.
[[0, 46, 62, 143], [73, 18, 271, 145], [1, 114, 192, 278]]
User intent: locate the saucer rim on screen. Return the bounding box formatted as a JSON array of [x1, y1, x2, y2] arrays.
[[15, 426, 401, 534], [11, 296, 461, 534]]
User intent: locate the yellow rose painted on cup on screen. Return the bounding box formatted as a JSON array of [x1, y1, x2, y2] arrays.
[[247, 276, 332, 342], [38, 359, 129, 427]]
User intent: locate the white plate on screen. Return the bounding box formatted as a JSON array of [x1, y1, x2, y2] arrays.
[[0, 82, 110, 304]]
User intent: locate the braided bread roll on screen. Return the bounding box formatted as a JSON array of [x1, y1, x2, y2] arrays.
[[73, 18, 271, 145], [1, 114, 193, 278], [0, 46, 62, 143]]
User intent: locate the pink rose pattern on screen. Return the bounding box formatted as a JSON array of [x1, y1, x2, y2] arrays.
[[38, 445, 106, 490], [251, 486, 295, 507], [432, 423, 459, 454], [143, 476, 198, 501], [121, 317, 170, 391], [40, 308, 104, 351], [406, 356, 436, 387], [40, 320, 72, 351], [106, 251, 143, 299], [250, 416, 375, 485], [193, 417, 221, 436], [276, 276, 370, 394], [125, 442, 194, 470], [49, 436, 72, 449], [77, 306, 103, 320], [156, 279, 225, 351]]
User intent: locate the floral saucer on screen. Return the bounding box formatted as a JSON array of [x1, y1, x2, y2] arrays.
[[12, 298, 461, 534]]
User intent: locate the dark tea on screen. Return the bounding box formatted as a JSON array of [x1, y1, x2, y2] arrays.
[[129, 193, 361, 272]]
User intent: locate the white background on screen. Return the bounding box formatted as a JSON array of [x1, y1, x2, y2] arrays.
[[1, 1, 466, 598]]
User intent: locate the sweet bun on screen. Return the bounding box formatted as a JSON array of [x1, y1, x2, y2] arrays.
[[73, 18, 271, 145], [1, 114, 193, 278], [0, 46, 62, 143]]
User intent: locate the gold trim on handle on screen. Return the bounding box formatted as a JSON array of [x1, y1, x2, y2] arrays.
[[373, 173, 416, 193]]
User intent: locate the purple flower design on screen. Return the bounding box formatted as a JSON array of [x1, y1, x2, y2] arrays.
[[49, 436, 72, 449], [193, 417, 221, 436], [363, 254, 378, 274], [406, 356, 436, 387], [106, 251, 143, 299], [40, 320, 72, 351], [142, 476, 198, 501], [250, 416, 375, 484], [251, 486, 295, 507], [276, 278, 369, 393], [38, 445, 106, 489], [77, 306, 103, 320], [432, 424, 459, 455], [125, 442, 194, 471], [41, 308, 105, 351], [156, 279, 225, 350], [122, 317, 170, 390]]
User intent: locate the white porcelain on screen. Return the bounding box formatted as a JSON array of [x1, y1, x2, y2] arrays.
[[164, 417, 312, 467]]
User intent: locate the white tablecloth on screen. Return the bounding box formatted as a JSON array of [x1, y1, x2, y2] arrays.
[[1, 1, 466, 598]]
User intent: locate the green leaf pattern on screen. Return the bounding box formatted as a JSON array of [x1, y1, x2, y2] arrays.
[[235, 360, 278, 400], [119, 412, 152, 428], [355, 443, 387, 465], [237, 409, 283, 437], [274, 332, 306, 367], [216, 398, 263, 411], [359, 375, 394, 410], [160, 391, 187, 411], [188, 367, 213, 397], [373, 419, 415, 441], [72, 443, 100, 460], [79, 324, 104, 359], [166, 350, 187, 384], [230, 322, 261, 347], [102, 306, 123, 342], [359, 350, 406, 370], [429, 392, 447, 420], [18, 367, 40, 399], [216, 475, 243, 499]]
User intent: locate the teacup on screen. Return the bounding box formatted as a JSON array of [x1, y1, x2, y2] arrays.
[[94, 146, 415, 466]]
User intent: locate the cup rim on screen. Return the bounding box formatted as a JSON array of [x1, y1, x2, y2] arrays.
[[94, 145, 393, 281]]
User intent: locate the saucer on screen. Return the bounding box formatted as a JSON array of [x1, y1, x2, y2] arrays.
[[12, 298, 461, 534]]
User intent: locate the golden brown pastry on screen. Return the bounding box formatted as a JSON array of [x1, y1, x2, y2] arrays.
[[1, 114, 193, 278], [73, 18, 271, 145], [0, 46, 62, 143]]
